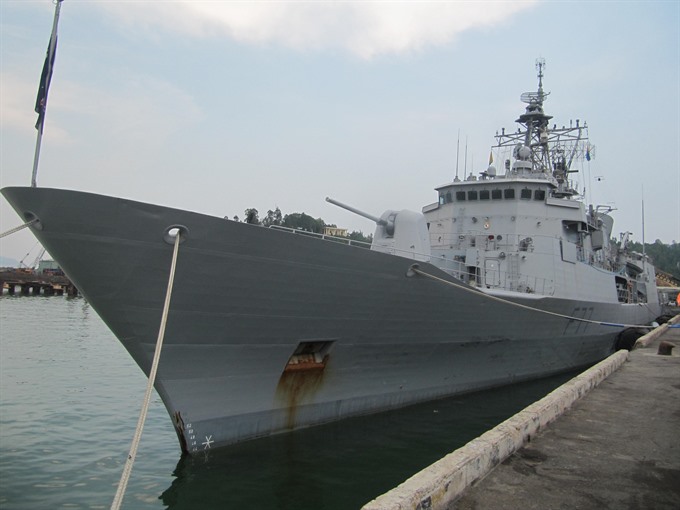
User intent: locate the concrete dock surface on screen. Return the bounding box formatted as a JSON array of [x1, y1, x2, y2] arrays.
[[452, 326, 680, 510]]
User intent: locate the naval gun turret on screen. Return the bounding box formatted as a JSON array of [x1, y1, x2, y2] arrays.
[[325, 197, 431, 262]]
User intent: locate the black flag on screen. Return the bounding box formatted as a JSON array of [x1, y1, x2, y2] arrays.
[[34, 32, 58, 130]]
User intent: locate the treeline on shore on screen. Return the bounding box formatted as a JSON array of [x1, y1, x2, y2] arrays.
[[230, 207, 373, 243], [628, 240, 680, 281]]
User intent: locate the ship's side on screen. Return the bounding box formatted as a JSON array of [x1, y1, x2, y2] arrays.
[[2, 186, 659, 454]]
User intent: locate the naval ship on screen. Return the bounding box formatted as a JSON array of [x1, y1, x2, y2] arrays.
[[2, 61, 661, 454]]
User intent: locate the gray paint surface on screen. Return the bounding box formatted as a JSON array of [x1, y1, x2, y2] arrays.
[[2, 186, 660, 454]]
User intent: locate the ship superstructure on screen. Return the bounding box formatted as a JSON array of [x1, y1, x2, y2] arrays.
[[421, 60, 656, 308]]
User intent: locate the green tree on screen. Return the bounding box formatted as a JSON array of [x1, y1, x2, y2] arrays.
[[262, 207, 283, 227], [283, 212, 325, 233], [348, 230, 373, 245], [244, 208, 260, 225]]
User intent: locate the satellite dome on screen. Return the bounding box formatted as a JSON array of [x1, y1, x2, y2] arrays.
[[518, 145, 531, 160]]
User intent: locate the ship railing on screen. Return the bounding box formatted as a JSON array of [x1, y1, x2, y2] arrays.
[[615, 285, 644, 304], [484, 270, 555, 296], [268, 225, 373, 249], [617, 287, 632, 303], [268, 224, 456, 263]]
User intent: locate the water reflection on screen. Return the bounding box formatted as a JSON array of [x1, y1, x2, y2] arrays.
[[159, 370, 578, 510], [0, 297, 586, 509]]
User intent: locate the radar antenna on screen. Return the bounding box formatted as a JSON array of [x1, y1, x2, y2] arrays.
[[520, 57, 550, 105], [536, 57, 545, 93]]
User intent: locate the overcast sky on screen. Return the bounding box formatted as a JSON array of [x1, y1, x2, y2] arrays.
[[1, 1, 678, 264]]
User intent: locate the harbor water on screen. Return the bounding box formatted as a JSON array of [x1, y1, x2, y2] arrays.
[[0, 295, 580, 510]]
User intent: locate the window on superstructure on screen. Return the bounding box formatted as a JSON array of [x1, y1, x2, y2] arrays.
[[439, 194, 445, 205], [534, 190, 546, 200], [520, 188, 532, 200], [446, 191, 452, 203], [467, 190, 478, 200], [456, 191, 466, 201], [504, 189, 515, 199], [492, 189, 502, 200], [480, 190, 490, 200]]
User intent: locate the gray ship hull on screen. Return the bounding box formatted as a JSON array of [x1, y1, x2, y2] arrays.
[[2, 187, 660, 454]]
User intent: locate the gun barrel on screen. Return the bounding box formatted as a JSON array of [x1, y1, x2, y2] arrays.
[[325, 197, 387, 226]]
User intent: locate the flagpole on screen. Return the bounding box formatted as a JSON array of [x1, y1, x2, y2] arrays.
[[31, 120, 46, 189], [31, 0, 63, 188]]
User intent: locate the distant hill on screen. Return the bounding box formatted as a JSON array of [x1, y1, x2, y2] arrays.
[[0, 256, 19, 268]]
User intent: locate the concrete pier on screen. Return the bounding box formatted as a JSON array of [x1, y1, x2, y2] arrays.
[[362, 317, 680, 510]]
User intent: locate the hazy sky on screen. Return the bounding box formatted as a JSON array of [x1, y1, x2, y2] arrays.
[[1, 0, 678, 264]]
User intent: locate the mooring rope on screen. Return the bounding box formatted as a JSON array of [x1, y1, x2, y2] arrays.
[[111, 231, 182, 510], [0, 218, 38, 239], [410, 265, 656, 329]]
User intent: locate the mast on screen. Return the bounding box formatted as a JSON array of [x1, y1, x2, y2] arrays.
[[455, 129, 460, 181], [31, 0, 64, 188], [464, 136, 468, 177], [642, 186, 646, 270], [491, 59, 591, 198]]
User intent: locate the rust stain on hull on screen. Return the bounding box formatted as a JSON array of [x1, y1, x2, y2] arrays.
[[275, 358, 328, 430]]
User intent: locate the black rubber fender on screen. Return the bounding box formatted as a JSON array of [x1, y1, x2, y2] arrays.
[[615, 328, 646, 351], [655, 314, 674, 325]]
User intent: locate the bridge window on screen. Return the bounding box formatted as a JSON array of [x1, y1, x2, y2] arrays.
[[492, 189, 502, 200], [456, 191, 466, 201], [521, 188, 532, 200], [534, 189, 546, 200], [504, 189, 515, 199], [467, 190, 478, 200], [480, 190, 490, 200]]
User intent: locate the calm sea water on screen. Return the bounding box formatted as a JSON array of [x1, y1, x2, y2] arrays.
[[0, 296, 578, 509]]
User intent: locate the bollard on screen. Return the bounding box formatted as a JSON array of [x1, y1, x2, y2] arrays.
[[657, 341, 675, 356]]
